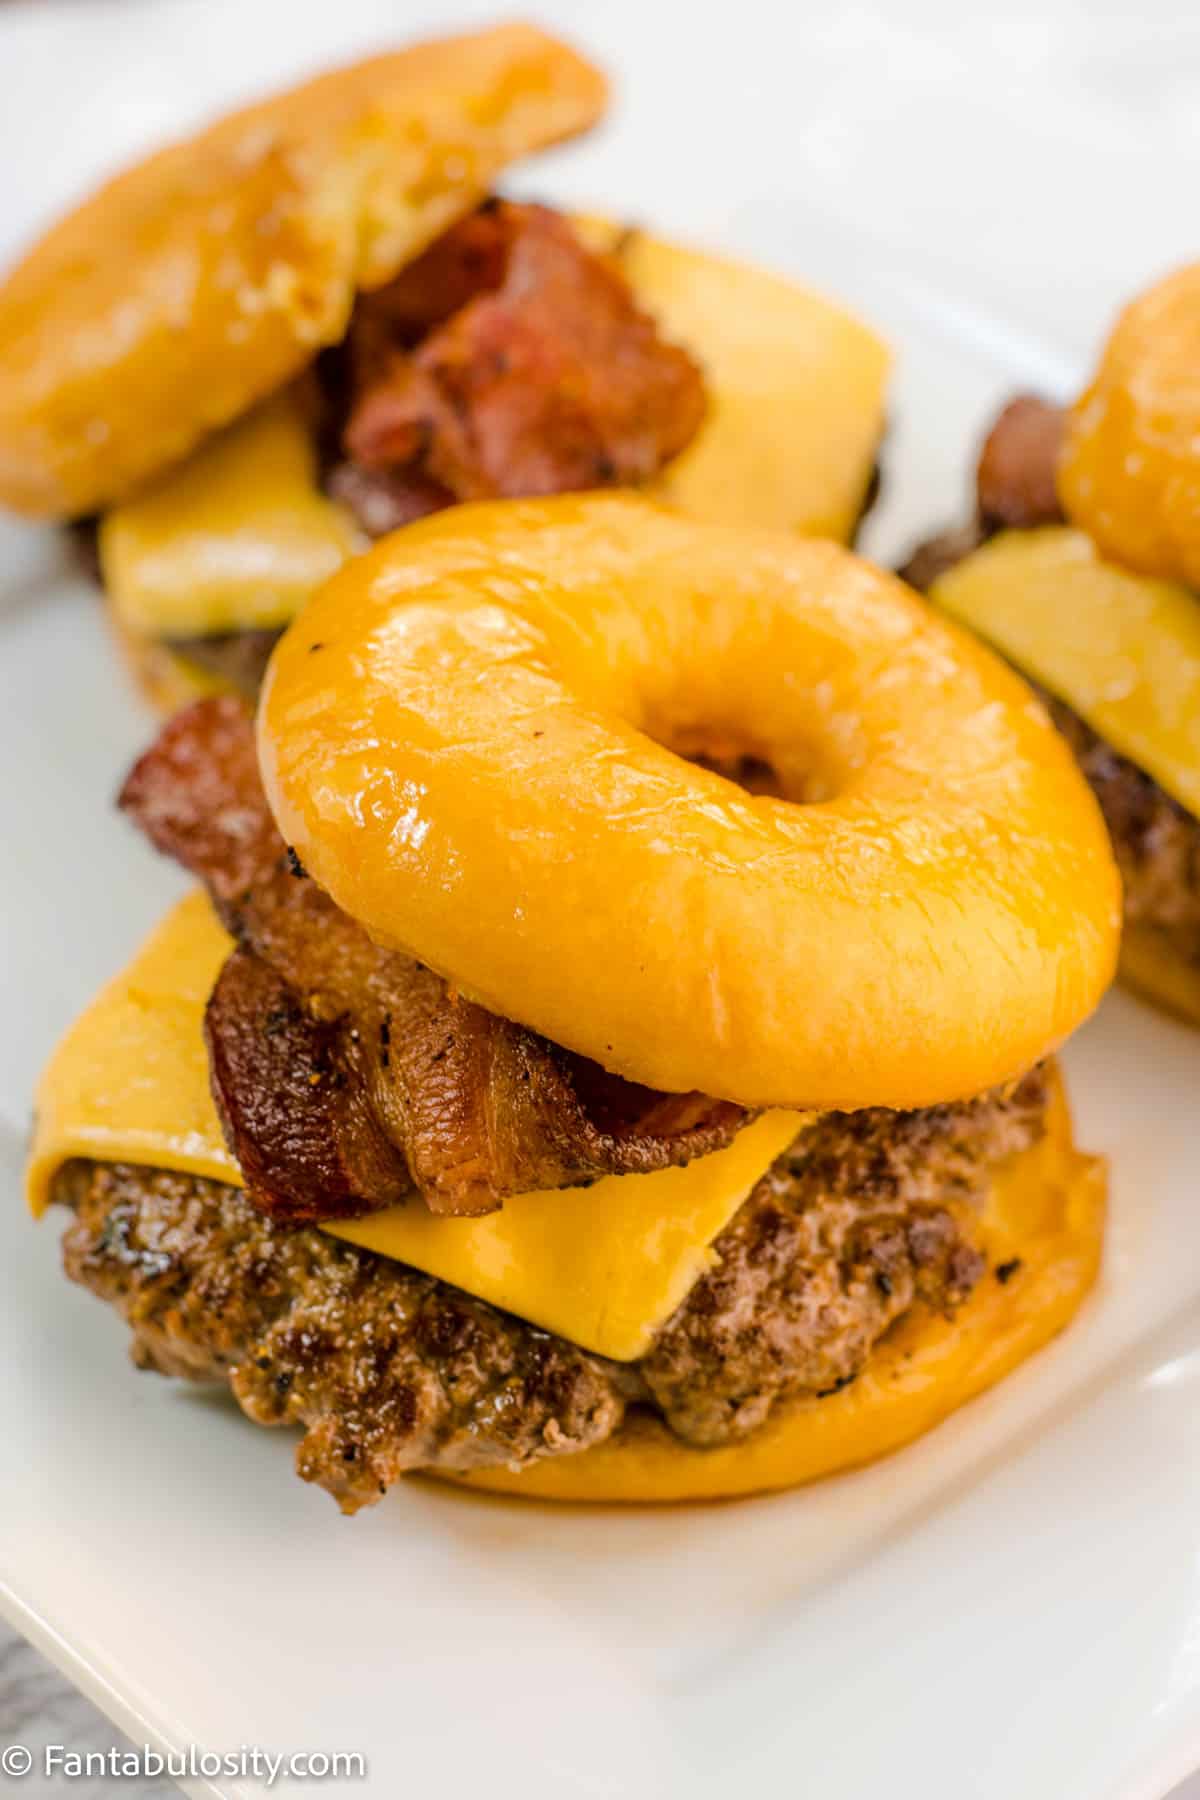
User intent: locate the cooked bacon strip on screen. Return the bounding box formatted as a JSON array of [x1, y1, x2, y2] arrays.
[[205, 949, 413, 1223], [323, 460, 452, 539], [346, 202, 516, 356], [119, 698, 747, 1220], [976, 395, 1066, 530], [340, 201, 706, 505], [900, 395, 1067, 594]]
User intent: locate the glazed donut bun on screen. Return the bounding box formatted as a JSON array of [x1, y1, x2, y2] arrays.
[[0, 24, 606, 519], [260, 493, 1120, 1112], [1060, 263, 1200, 590]]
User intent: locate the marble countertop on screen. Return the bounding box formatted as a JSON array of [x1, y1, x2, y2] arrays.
[[0, 1622, 174, 1796]]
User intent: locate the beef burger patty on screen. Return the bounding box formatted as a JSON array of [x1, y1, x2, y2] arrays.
[[56, 1070, 1046, 1512]]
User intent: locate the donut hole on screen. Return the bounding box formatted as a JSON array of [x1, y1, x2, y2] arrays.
[[688, 748, 785, 798], [262, 494, 1120, 1108], [668, 730, 836, 805]]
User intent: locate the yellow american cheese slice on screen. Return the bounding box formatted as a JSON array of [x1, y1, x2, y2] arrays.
[[578, 218, 890, 540], [27, 892, 804, 1361], [930, 525, 1200, 821], [98, 228, 889, 646], [98, 392, 362, 640]]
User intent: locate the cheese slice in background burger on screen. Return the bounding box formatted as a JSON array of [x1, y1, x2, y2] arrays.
[[0, 23, 890, 710]]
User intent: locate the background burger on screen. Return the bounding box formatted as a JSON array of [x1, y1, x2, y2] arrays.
[[904, 265, 1200, 1027], [0, 23, 889, 710]]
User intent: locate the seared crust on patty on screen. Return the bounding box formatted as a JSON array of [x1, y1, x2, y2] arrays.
[[640, 1074, 1045, 1442], [58, 1161, 627, 1512], [1043, 694, 1200, 967], [55, 1072, 1046, 1511]]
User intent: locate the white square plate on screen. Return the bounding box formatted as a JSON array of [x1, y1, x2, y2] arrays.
[[3, 4, 1200, 1797]]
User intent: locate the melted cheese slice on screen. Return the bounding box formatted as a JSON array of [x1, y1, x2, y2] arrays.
[[99, 392, 362, 640], [98, 229, 889, 646], [931, 526, 1200, 820], [27, 892, 805, 1361], [578, 219, 890, 540]]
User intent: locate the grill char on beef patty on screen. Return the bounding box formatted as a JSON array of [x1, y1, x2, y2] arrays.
[[55, 1070, 1045, 1511], [901, 393, 1200, 969], [1042, 696, 1200, 966]]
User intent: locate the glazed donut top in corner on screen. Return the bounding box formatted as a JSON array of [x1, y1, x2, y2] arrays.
[[259, 494, 1120, 1111], [1059, 262, 1200, 589], [0, 25, 606, 520]]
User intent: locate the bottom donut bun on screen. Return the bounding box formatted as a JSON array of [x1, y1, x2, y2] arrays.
[[1119, 925, 1200, 1029], [440, 1067, 1103, 1504]]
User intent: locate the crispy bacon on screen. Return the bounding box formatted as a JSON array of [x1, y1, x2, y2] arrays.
[[976, 395, 1066, 530], [323, 460, 452, 539], [204, 950, 412, 1223], [339, 202, 706, 509], [119, 698, 747, 1221]]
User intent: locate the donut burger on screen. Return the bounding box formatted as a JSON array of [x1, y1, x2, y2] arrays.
[[29, 497, 1118, 1508], [0, 23, 889, 710], [904, 266, 1200, 1025]]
